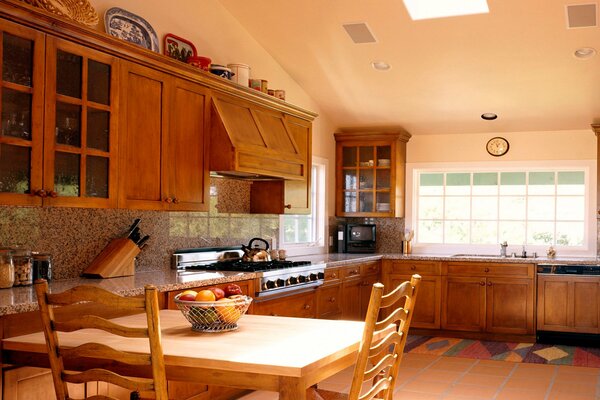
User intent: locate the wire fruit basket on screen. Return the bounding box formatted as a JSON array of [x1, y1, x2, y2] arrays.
[[174, 295, 252, 332]]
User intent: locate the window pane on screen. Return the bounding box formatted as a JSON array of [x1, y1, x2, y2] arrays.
[[471, 221, 497, 244], [420, 173, 443, 195], [472, 197, 497, 219], [528, 222, 554, 245], [556, 196, 584, 221], [529, 172, 555, 195], [473, 172, 497, 195], [556, 222, 584, 246], [445, 196, 470, 219], [445, 221, 469, 243], [419, 197, 443, 219], [446, 173, 470, 195], [499, 221, 526, 244], [557, 171, 585, 195], [418, 220, 443, 243], [500, 172, 526, 195], [499, 196, 526, 220], [528, 197, 555, 221]]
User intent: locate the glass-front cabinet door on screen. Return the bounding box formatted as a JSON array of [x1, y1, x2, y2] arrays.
[[0, 20, 45, 206], [339, 142, 394, 216], [43, 37, 118, 207]]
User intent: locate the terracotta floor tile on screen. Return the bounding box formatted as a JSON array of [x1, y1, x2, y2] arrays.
[[443, 383, 498, 399], [511, 368, 555, 381], [404, 357, 441, 369], [503, 377, 552, 391], [547, 391, 600, 400], [393, 390, 443, 400], [551, 380, 598, 396], [495, 388, 548, 400], [555, 371, 599, 383], [402, 378, 453, 395], [458, 373, 506, 387], [557, 365, 600, 375], [476, 359, 516, 370], [417, 369, 465, 383], [468, 364, 513, 377], [430, 359, 476, 373], [403, 353, 442, 363]]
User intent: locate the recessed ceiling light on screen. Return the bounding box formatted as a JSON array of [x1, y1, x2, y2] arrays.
[[481, 113, 498, 120], [371, 61, 391, 71], [574, 47, 596, 59], [403, 0, 489, 20]]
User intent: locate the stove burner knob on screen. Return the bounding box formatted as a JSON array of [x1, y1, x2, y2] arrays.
[[276, 278, 285, 287], [298, 275, 307, 283], [265, 280, 277, 289], [309, 273, 318, 281], [288, 276, 298, 285], [317, 272, 325, 279]]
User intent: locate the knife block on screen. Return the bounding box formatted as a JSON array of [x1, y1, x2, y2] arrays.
[[82, 238, 140, 278]]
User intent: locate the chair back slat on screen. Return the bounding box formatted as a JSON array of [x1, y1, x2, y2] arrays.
[[54, 315, 148, 337], [35, 280, 168, 400], [62, 369, 154, 391], [346, 275, 421, 400], [47, 285, 146, 309], [60, 343, 151, 366]]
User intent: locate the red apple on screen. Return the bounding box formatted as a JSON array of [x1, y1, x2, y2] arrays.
[[177, 293, 197, 302], [224, 283, 243, 297], [209, 287, 225, 300]]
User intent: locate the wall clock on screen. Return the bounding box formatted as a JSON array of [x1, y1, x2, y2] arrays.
[[486, 137, 509, 157]]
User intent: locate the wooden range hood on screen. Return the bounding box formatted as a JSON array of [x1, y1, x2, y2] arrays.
[[209, 92, 314, 181]]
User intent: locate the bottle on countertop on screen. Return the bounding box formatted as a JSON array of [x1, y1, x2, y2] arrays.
[[32, 253, 52, 281]]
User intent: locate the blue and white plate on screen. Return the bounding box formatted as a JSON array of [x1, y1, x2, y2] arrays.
[[104, 7, 159, 53]]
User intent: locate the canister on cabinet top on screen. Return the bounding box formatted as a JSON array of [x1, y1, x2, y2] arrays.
[[32, 253, 52, 281]]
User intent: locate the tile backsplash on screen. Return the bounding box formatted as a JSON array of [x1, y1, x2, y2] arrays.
[[0, 178, 279, 279]]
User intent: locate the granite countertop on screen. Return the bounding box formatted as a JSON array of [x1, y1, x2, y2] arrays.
[[1, 253, 598, 316]]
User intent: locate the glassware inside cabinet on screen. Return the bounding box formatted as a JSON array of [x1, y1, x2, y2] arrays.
[[0, 143, 30, 193], [55, 102, 81, 146], [342, 147, 356, 167], [376, 145, 391, 167], [56, 50, 82, 98], [359, 192, 373, 213], [376, 192, 391, 213], [86, 155, 108, 198], [359, 169, 373, 189], [54, 152, 80, 196], [2, 33, 33, 87], [359, 146, 374, 167], [1, 88, 32, 140]]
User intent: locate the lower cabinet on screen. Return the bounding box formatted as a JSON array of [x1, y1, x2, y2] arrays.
[[340, 262, 381, 321], [537, 275, 600, 333], [316, 283, 342, 319], [253, 290, 316, 318], [3, 367, 57, 400], [441, 276, 486, 332]]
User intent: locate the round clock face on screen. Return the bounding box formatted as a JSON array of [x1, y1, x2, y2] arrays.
[[486, 137, 509, 157]]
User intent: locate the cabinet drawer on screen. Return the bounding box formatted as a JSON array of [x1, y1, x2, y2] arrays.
[[445, 262, 533, 278], [361, 261, 381, 276], [253, 291, 315, 318], [324, 267, 341, 282], [389, 260, 441, 275], [342, 265, 362, 279], [317, 284, 342, 318]]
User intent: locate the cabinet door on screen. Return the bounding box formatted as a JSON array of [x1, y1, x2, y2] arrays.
[[572, 278, 600, 333], [253, 291, 315, 318], [283, 115, 311, 214], [118, 62, 171, 210], [0, 20, 44, 206], [168, 78, 210, 211], [441, 276, 486, 332], [317, 283, 342, 319], [537, 275, 570, 331], [390, 274, 441, 329], [43, 37, 119, 208], [486, 277, 534, 334], [341, 277, 361, 320]]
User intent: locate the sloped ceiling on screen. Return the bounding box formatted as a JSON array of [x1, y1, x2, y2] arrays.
[[218, 0, 600, 135]]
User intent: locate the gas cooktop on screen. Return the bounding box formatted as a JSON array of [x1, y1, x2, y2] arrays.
[[184, 259, 313, 272]]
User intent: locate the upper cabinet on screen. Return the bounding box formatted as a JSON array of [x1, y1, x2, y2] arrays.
[[335, 130, 410, 218], [0, 21, 119, 208]]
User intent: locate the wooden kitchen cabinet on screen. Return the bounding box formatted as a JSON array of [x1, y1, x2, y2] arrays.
[[441, 262, 535, 335], [341, 261, 381, 321], [317, 267, 342, 319], [334, 130, 410, 217], [118, 62, 209, 211], [384, 259, 443, 329], [253, 290, 316, 318], [537, 275, 600, 333], [0, 24, 119, 208]]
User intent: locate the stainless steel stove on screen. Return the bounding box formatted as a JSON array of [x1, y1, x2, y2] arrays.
[[172, 247, 325, 297]]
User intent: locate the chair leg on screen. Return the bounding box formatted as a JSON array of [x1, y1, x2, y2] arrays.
[[130, 391, 140, 400]]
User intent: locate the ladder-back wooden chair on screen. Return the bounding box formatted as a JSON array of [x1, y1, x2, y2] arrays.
[[313, 274, 421, 400], [35, 279, 168, 400]]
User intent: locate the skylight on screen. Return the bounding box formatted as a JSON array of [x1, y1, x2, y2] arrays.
[[403, 0, 489, 20]]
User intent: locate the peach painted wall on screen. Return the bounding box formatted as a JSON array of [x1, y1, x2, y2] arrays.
[[407, 130, 596, 163], [88, 0, 337, 214]]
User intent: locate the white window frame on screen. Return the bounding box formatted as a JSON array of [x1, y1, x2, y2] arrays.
[[279, 156, 328, 256], [405, 160, 597, 257]]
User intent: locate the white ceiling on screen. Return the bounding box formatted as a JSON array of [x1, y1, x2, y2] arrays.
[[218, 0, 600, 135]]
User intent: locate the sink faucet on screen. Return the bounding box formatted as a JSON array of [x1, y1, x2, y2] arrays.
[[521, 245, 527, 258], [500, 241, 508, 257]]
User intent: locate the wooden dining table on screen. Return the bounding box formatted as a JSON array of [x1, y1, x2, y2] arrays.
[[2, 310, 368, 399]]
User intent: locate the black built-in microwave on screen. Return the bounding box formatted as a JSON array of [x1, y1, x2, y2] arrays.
[[337, 224, 376, 253]]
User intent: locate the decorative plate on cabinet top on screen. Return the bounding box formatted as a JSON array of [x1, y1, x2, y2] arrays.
[[104, 7, 159, 53], [164, 33, 197, 63]]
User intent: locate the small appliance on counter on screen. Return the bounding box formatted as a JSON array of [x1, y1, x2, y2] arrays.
[[337, 223, 376, 253]]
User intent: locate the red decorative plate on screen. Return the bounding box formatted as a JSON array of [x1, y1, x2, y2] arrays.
[[164, 33, 197, 63]]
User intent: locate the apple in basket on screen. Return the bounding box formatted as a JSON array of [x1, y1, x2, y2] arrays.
[[177, 290, 197, 302], [224, 283, 243, 297], [210, 287, 225, 300]]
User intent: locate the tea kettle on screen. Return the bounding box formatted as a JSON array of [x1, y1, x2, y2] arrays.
[[241, 238, 271, 262]]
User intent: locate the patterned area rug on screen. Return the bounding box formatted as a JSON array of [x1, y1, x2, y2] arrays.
[[404, 336, 600, 368]]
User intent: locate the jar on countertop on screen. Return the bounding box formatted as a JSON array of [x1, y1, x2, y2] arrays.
[[11, 246, 32, 286], [0, 249, 14, 289], [32, 253, 52, 282]]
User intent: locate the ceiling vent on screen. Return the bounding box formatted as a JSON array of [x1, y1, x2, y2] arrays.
[[566, 3, 597, 28], [342, 23, 377, 44]]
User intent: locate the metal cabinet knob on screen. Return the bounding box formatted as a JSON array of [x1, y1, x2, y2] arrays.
[[484, 267, 490, 272], [48, 190, 58, 198], [411, 266, 416, 271], [331, 273, 337, 278], [487, 281, 493, 286], [284, 204, 292, 209], [165, 197, 173, 203], [303, 304, 311, 310]]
